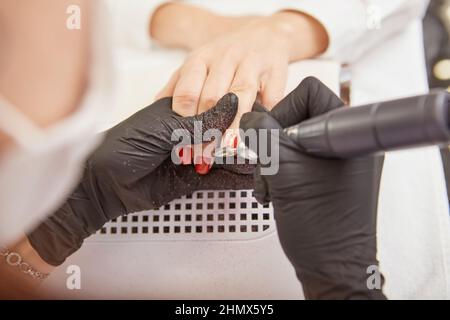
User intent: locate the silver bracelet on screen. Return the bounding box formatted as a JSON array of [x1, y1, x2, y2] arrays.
[[0, 246, 49, 280]]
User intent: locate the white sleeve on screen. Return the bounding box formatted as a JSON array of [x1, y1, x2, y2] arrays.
[[103, 0, 429, 60], [103, 0, 170, 48], [269, 0, 430, 63], [170, 0, 429, 62]]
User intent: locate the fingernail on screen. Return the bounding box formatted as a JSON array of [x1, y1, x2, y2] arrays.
[[195, 163, 210, 175], [222, 131, 238, 149], [195, 157, 212, 175], [232, 135, 238, 149], [179, 146, 192, 165]]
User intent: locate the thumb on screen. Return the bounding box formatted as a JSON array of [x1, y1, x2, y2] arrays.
[[240, 110, 283, 133], [270, 77, 344, 128], [239, 111, 286, 203], [240, 110, 302, 167], [239, 110, 285, 161]]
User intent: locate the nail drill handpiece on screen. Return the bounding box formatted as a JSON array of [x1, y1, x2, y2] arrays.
[[284, 90, 450, 158]]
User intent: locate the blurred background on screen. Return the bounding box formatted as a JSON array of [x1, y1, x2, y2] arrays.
[[423, 0, 450, 201], [424, 0, 450, 90]]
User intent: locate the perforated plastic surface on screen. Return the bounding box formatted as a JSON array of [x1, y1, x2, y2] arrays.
[[91, 190, 275, 242], [41, 55, 341, 299]]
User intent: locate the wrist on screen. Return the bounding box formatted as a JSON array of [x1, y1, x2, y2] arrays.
[[0, 237, 54, 297], [297, 263, 386, 300], [150, 2, 219, 50], [2, 237, 54, 277], [150, 2, 258, 50], [266, 11, 329, 62]]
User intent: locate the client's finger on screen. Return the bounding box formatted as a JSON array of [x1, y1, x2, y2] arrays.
[[155, 69, 180, 100], [172, 60, 208, 116], [259, 64, 287, 109], [197, 59, 235, 114]]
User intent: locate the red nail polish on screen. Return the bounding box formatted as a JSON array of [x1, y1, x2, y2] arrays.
[[195, 163, 210, 175], [232, 136, 238, 149], [179, 146, 192, 165], [195, 157, 212, 175]]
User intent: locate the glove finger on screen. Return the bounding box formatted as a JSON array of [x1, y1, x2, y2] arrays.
[[240, 110, 283, 132], [372, 154, 385, 200], [213, 101, 265, 175], [269, 77, 344, 128], [239, 111, 281, 162], [212, 102, 268, 175], [240, 110, 307, 171], [171, 93, 239, 147], [252, 101, 269, 113], [253, 166, 271, 205]]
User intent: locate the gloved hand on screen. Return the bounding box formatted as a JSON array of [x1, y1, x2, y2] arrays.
[[28, 93, 252, 266], [240, 77, 386, 300]]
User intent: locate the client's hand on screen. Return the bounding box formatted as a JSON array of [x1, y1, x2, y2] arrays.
[[152, 3, 329, 152], [28, 93, 252, 266], [240, 77, 386, 300]]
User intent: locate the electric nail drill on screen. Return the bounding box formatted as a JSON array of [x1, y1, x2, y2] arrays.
[[284, 90, 450, 158]]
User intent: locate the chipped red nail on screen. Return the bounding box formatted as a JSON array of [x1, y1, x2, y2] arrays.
[[232, 135, 238, 149], [195, 163, 210, 175], [195, 157, 212, 175], [179, 146, 193, 165]]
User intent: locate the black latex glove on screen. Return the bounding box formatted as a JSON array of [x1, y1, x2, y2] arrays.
[[240, 77, 386, 300], [28, 94, 252, 266]]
